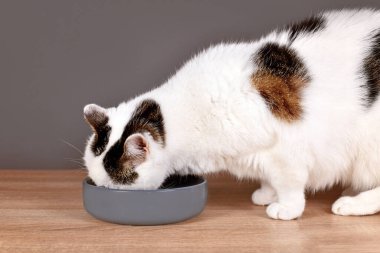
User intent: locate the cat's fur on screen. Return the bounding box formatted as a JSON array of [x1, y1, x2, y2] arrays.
[[83, 9, 380, 220]]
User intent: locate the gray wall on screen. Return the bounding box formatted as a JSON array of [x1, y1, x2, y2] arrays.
[[1, 0, 379, 169]]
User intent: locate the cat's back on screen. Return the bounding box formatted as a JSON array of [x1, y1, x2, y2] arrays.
[[323, 9, 380, 34], [158, 9, 380, 127], [294, 9, 380, 74], [287, 9, 380, 118], [150, 9, 380, 163], [243, 9, 380, 128]]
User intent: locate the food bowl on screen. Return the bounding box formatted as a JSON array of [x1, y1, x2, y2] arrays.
[[82, 174, 208, 225]]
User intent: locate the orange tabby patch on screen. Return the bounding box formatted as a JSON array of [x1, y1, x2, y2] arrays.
[[252, 42, 310, 122], [252, 70, 308, 122]]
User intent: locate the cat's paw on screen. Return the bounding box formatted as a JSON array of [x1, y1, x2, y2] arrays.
[[332, 196, 379, 216], [332, 196, 357, 215], [251, 188, 277, 206], [266, 202, 303, 220]]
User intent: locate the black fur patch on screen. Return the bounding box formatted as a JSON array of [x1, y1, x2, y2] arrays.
[[84, 107, 111, 156], [91, 124, 111, 156], [103, 99, 165, 184], [255, 43, 309, 79], [286, 15, 326, 43], [252, 43, 310, 121], [362, 29, 380, 107]]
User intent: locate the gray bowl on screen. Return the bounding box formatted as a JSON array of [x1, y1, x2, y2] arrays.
[[82, 175, 208, 225]]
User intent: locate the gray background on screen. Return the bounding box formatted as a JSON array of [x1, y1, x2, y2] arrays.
[[1, 0, 379, 169]]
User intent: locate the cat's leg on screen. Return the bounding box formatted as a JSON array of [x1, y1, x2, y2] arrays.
[[266, 184, 306, 220], [332, 186, 380, 216], [264, 165, 307, 220], [257, 146, 308, 220], [251, 181, 277, 206]]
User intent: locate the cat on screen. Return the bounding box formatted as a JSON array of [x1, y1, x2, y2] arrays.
[[83, 9, 380, 220]]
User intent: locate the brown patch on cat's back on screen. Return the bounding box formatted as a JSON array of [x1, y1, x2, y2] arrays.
[[251, 43, 310, 122]]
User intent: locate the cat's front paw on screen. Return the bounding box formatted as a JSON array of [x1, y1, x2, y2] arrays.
[[332, 196, 358, 216], [251, 188, 277, 206], [332, 196, 380, 216], [266, 202, 304, 220]]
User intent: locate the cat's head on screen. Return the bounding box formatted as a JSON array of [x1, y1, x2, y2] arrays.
[[83, 99, 168, 190]]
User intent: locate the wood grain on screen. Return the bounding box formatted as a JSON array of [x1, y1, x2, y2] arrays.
[[0, 170, 379, 253]]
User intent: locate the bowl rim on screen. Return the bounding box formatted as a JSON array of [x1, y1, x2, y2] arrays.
[[83, 176, 207, 193]]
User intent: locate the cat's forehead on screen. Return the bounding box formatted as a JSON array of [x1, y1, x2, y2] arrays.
[[92, 98, 165, 159], [106, 102, 136, 146]]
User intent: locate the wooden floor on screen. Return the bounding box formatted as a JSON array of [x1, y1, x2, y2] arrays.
[[1, 170, 380, 253]]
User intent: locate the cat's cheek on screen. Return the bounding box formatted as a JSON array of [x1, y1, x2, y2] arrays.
[[87, 168, 109, 187], [132, 163, 167, 190], [84, 149, 113, 187]]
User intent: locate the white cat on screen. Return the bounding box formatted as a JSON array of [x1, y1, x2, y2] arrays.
[[83, 9, 380, 220]]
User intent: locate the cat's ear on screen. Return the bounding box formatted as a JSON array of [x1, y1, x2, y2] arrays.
[[83, 104, 108, 132], [124, 133, 149, 159]]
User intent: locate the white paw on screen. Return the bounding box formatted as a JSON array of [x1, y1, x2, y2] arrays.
[[266, 202, 304, 220], [331, 196, 379, 216], [251, 188, 277, 206], [332, 196, 359, 216]]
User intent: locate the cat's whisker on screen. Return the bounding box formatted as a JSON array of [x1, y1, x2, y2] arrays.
[[64, 158, 86, 169], [64, 157, 84, 163], [61, 139, 84, 155]]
